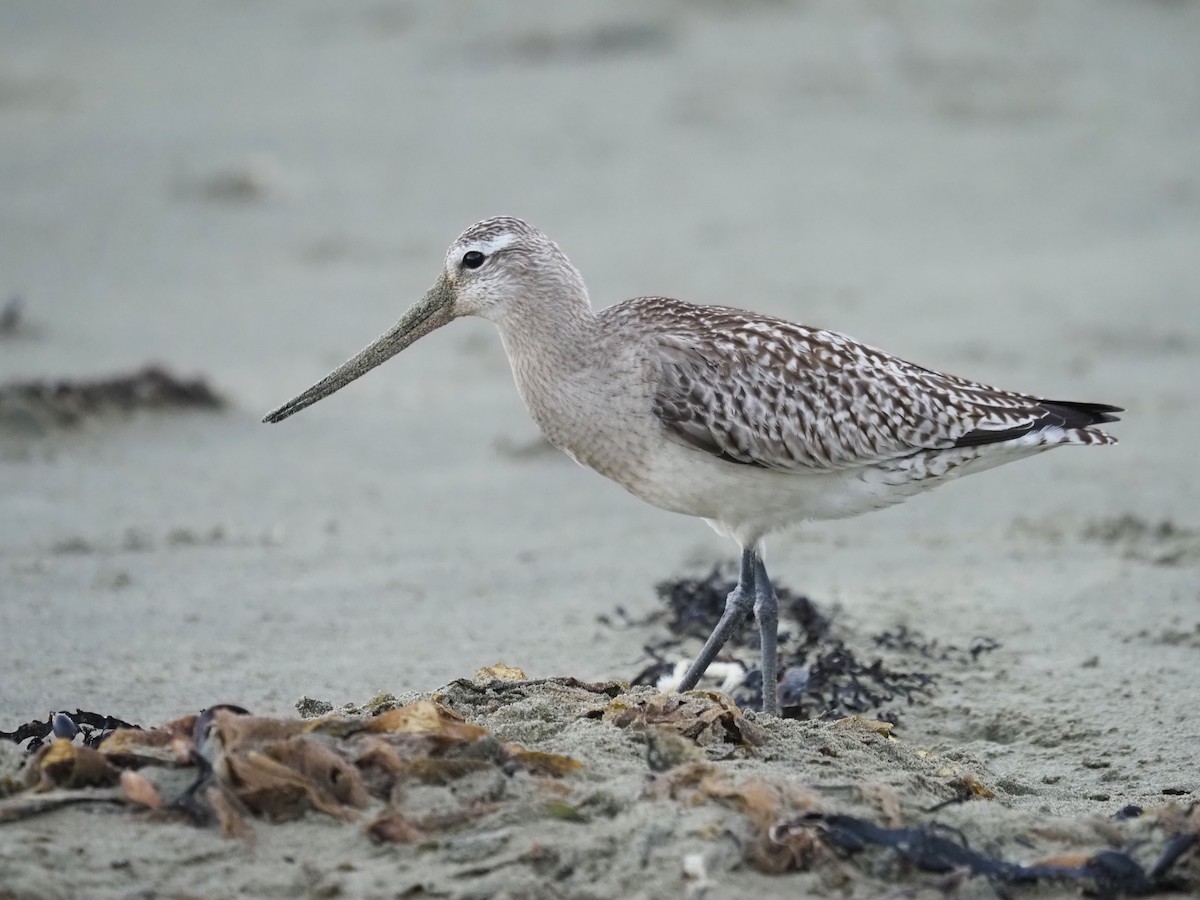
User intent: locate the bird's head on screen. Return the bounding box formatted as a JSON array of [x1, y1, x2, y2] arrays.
[[440, 215, 575, 320], [262, 216, 577, 424]]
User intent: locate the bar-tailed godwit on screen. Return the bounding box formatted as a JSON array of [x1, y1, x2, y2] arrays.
[[265, 217, 1121, 716]]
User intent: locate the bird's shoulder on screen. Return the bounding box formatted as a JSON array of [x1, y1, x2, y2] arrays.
[[601, 296, 914, 378]]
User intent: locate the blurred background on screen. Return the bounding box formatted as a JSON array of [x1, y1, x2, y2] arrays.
[[2, 1, 1197, 722]]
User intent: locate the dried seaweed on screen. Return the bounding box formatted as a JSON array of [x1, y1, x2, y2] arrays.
[[1, 692, 1197, 897], [621, 567, 981, 723], [0, 365, 224, 435], [0, 710, 141, 753], [119, 770, 162, 809], [26, 740, 119, 791], [872, 624, 1000, 664], [596, 690, 768, 751], [0, 789, 125, 824], [646, 762, 826, 874], [779, 811, 1198, 897], [0, 296, 25, 336], [0, 700, 582, 839]]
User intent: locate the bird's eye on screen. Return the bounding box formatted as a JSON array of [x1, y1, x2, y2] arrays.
[[462, 250, 486, 270]]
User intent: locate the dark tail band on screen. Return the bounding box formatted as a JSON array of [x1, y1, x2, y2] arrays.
[[953, 400, 1122, 448]]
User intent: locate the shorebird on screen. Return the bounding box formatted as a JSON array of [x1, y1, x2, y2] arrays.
[[264, 216, 1121, 717]]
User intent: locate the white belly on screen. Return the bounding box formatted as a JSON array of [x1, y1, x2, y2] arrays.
[[563, 425, 1054, 548], [610, 439, 906, 545]]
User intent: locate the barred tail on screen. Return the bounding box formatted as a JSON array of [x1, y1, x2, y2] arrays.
[[954, 400, 1122, 448]]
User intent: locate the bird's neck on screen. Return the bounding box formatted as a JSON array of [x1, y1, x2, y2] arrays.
[[493, 285, 600, 442], [494, 284, 598, 378]]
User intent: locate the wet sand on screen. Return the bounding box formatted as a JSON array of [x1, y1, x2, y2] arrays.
[[2, 1, 1198, 896]]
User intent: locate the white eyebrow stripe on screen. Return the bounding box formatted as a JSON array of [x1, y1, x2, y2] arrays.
[[472, 233, 519, 257]]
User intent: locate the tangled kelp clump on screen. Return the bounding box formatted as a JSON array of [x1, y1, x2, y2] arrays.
[[0, 709, 139, 753], [618, 567, 996, 723], [0, 365, 224, 436], [0, 693, 586, 843], [2, 679, 1198, 897], [775, 808, 1199, 896], [1083, 514, 1200, 568]]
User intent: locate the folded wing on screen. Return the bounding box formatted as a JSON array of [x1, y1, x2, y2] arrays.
[[638, 302, 1120, 472]]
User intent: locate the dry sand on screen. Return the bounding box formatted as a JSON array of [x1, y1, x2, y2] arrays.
[[1, 1, 1198, 897]]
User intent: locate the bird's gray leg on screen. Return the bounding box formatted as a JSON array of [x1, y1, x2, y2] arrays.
[[753, 555, 779, 718], [676, 548, 756, 693]]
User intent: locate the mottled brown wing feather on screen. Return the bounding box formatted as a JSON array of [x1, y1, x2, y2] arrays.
[[621, 298, 1110, 473]]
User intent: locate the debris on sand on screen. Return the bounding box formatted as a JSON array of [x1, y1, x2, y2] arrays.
[[1, 698, 582, 842], [178, 155, 284, 203], [619, 568, 992, 723], [591, 689, 768, 751], [777, 810, 1199, 896], [0, 365, 225, 436], [0, 296, 27, 337], [1084, 514, 1200, 567], [0, 709, 141, 754], [1, 685, 1197, 896]]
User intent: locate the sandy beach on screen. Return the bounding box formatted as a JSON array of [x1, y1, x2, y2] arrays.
[[2, 1, 1198, 896]]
